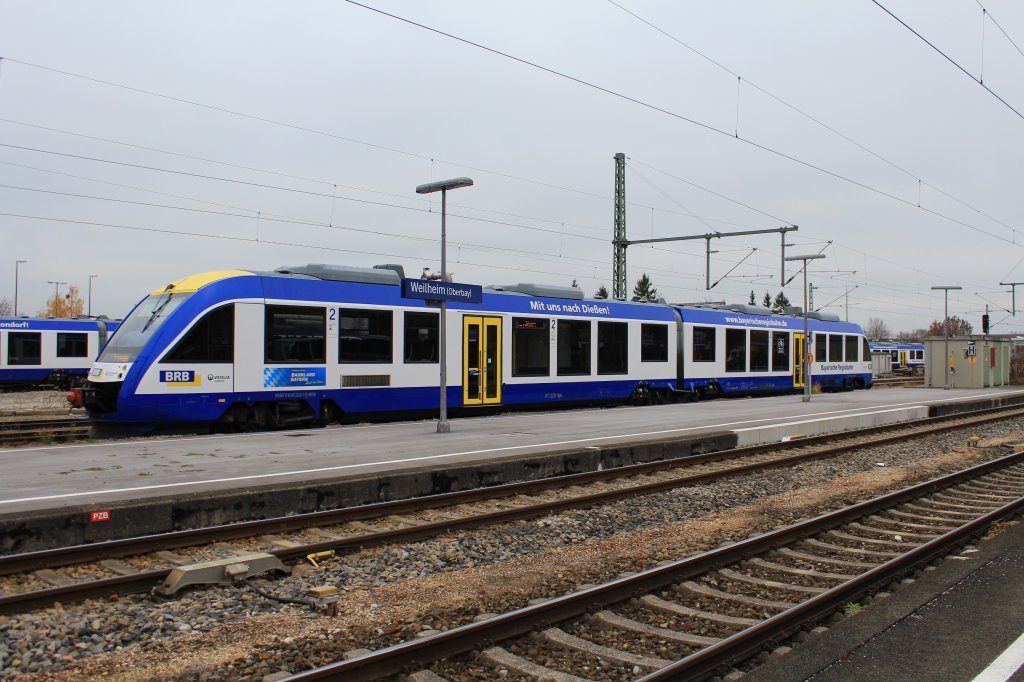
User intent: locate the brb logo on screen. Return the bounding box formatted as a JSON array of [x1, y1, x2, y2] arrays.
[[159, 370, 201, 387]]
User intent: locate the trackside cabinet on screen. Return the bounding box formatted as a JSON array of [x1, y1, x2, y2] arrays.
[[923, 336, 1010, 388]]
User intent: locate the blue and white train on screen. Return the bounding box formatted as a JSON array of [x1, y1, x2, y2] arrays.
[[0, 317, 120, 389], [869, 342, 925, 373], [81, 264, 872, 433]]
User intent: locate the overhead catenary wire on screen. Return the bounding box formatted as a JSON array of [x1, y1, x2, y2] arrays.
[[973, 0, 1024, 60], [607, 0, 1023, 243], [870, 0, 1024, 122], [334, 1, 1022, 247], [0, 116, 746, 233]]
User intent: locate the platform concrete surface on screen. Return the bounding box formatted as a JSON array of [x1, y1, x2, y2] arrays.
[[0, 387, 1022, 552], [745, 515, 1024, 682]]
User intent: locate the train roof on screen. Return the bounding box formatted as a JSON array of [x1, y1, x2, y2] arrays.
[[869, 342, 924, 349], [0, 317, 119, 331], [141, 265, 863, 332]]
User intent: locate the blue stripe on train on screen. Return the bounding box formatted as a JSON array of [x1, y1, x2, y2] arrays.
[[90, 378, 679, 425]]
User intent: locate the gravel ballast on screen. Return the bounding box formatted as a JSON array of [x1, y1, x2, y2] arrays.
[[5, 418, 1024, 681]]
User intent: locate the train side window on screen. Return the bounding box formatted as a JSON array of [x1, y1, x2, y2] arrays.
[[403, 312, 438, 364], [815, 334, 827, 363], [56, 332, 89, 358], [725, 328, 746, 372], [641, 324, 668, 362], [339, 308, 392, 364], [597, 321, 628, 375], [692, 326, 716, 362], [7, 332, 41, 366], [265, 305, 326, 364], [512, 317, 550, 376], [771, 331, 789, 371], [165, 305, 234, 363], [862, 338, 871, 361], [828, 334, 843, 362], [844, 335, 858, 362], [915, 350, 924, 360], [749, 330, 769, 372], [557, 319, 591, 375]]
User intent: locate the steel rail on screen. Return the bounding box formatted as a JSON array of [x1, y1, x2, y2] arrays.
[[282, 451, 1024, 681], [0, 405, 1020, 617], [3, 402, 1020, 577]]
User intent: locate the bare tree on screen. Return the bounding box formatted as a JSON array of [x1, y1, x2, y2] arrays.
[[926, 316, 973, 337], [896, 329, 926, 343], [864, 317, 891, 341], [0, 297, 12, 317]]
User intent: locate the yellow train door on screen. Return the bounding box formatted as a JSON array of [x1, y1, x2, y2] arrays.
[[463, 316, 502, 406], [793, 333, 805, 388]]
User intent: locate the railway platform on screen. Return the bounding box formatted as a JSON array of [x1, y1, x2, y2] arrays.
[[746, 514, 1024, 682], [1, 386, 1023, 553]]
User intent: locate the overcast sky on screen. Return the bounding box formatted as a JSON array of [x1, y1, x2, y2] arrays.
[[1, 0, 1022, 333]]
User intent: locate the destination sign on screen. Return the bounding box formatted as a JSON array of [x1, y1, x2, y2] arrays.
[[401, 278, 482, 304]]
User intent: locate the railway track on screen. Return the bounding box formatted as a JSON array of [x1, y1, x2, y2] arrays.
[[0, 417, 89, 445], [1, 403, 1022, 618], [285, 452, 1024, 681]]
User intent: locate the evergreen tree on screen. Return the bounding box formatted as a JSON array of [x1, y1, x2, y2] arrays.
[[595, 284, 609, 300], [748, 290, 756, 305], [762, 292, 772, 308], [632, 273, 658, 302], [771, 292, 791, 314]]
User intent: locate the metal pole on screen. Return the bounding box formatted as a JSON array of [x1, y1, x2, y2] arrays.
[[943, 290, 950, 390], [803, 265, 811, 402], [14, 260, 25, 317], [705, 236, 712, 290], [438, 188, 449, 433], [88, 274, 97, 317]]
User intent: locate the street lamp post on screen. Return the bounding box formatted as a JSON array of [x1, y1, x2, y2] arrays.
[[931, 285, 962, 390], [46, 281, 67, 316], [13, 260, 26, 317], [785, 254, 826, 402], [88, 274, 98, 317], [415, 177, 474, 433]]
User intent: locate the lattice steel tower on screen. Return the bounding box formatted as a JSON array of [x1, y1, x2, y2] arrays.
[[612, 152, 627, 300]]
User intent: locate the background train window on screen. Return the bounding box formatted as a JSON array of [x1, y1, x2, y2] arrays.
[[725, 328, 746, 372], [692, 326, 716, 362], [164, 305, 234, 363], [7, 332, 41, 366], [512, 317, 550, 376], [557, 319, 591, 375], [339, 308, 392, 363], [749, 330, 769, 372], [641, 324, 668, 362], [828, 334, 843, 362], [403, 312, 438, 363], [56, 332, 89, 358], [845, 335, 858, 362], [815, 334, 827, 363], [265, 305, 326, 364], [597, 321, 628, 375], [771, 331, 789, 371]]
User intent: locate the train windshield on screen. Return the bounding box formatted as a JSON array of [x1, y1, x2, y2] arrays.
[[98, 292, 193, 364]]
